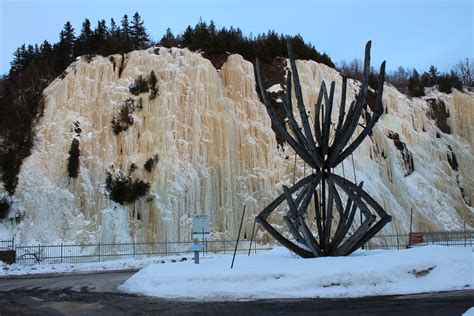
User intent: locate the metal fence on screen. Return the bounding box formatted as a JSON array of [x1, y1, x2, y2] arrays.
[[365, 230, 474, 250], [0, 239, 270, 265], [1, 230, 471, 265], [365, 234, 409, 250], [0, 239, 14, 249]]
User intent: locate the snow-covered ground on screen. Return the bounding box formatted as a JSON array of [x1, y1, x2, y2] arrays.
[[2, 245, 471, 301], [0, 254, 194, 276], [119, 246, 473, 300]]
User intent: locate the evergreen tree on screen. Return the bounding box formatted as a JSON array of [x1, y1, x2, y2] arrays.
[[58, 21, 76, 66], [39, 40, 52, 56], [208, 20, 217, 36], [110, 18, 119, 38], [59, 21, 76, 46], [121, 15, 130, 39], [95, 19, 108, 39], [193, 20, 210, 51], [130, 12, 149, 49], [92, 19, 108, 54], [78, 19, 93, 41], [160, 28, 177, 48], [428, 65, 439, 86], [429, 65, 439, 78], [76, 19, 93, 55], [116, 14, 133, 52], [421, 72, 430, 87], [103, 18, 120, 55], [33, 44, 40, 55], [290, 34, 309, 59], [265, 30, 283, 58], [408, 69, 425, 97], [182, 25, 194, 47], [10, 44, 27, 74]]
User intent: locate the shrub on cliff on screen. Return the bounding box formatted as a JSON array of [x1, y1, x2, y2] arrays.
[[129, 75, 149, 95], [144, 154, 159, 172], [111, 98, 136, 134], [67, 138, 80, 178], [148, 70, 159, 100], [0, 197, 10, 220], [438, 71, 463, 94], [105, 171, 149, 205]]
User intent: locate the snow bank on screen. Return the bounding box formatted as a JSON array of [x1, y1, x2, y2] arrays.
[[119, 246, 472, 300], [0, 254, 193, 276]]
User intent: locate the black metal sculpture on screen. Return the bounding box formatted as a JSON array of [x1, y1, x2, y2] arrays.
[[255, 40, 391, 257]]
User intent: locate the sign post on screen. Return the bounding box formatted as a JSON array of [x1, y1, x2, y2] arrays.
[[189, 215, 210, 263], [189, 243, 205, 264]]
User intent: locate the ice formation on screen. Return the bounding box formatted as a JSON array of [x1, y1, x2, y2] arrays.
[[0, 47, 472, 245]]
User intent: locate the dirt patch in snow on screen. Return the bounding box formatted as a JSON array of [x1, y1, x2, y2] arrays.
[[409, 266, 436, 278]]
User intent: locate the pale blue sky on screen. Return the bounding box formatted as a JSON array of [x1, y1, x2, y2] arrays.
[[1, 0, 473, 75]]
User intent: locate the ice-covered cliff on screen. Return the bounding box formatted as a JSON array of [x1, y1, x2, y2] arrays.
[[1, 47, 472, 244]]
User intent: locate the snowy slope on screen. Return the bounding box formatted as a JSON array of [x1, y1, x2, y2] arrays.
[[0, 47, 472, 245]]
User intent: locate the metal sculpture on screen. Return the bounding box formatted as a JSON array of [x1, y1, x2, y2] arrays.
[[255, 40, 391, 257]]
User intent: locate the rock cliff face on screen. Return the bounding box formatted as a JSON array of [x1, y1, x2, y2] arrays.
[[1, 47, 472, 244]]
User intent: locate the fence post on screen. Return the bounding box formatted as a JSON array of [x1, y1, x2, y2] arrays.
[[98, 243, 101, 262], [408, 208, 413, 248], [223, 240, 226, 254], [248, 219, 256, 256], [165, 240, 168, 256], [464, 221, 467, 247], [133, 241, 136, 259], [60, 243, 63, 263]]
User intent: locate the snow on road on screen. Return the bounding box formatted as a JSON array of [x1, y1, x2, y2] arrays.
[[119, 246, 473, 300]]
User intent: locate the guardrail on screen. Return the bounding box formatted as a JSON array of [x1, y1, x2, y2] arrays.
[[364, 230, 473, 250], [0, 239, 270, 265], [0, 239, 15, 249], [1, 230, 472, 265]]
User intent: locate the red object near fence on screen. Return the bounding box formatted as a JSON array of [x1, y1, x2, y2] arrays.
[[410, 233, 424, 244]]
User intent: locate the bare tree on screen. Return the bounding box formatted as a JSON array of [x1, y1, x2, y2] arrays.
[[456, 58, 473, 88], [339, 58, 363, 81], [386, 66, 410, 93]]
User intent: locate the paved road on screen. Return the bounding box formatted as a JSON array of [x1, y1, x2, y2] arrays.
[[0, 271, 472, 315], [0, 270, 134, 293]]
